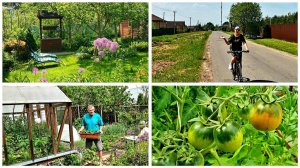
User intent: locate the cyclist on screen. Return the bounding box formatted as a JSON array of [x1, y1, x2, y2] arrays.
[[220, 26, 249, 70]]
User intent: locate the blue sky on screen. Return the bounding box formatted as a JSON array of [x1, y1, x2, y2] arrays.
[[152, 2, 298, 26], [127, 86, 147, 102]]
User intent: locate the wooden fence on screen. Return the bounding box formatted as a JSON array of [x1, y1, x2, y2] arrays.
[[271, 24, 297, 43]]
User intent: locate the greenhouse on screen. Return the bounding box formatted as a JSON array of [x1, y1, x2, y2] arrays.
[[3, 86, 76, 165]]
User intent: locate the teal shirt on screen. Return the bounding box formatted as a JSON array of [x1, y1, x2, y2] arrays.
[[82, 113, 104, 132]]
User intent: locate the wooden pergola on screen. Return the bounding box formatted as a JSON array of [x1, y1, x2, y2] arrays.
[[2, 86, 76, 165], [37, 10, 63, 52]]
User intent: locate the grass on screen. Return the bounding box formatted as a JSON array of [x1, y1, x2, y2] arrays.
[[152, 31, 211, 82], [4, 52, 148, 82], [250, 38, 297, 56]]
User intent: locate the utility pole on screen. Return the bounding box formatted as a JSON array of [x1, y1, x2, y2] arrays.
[[189, 17, 191, 28], [163, 12, 165, 28], [221, 2, 223, 29], [173, 11, 176, 34]]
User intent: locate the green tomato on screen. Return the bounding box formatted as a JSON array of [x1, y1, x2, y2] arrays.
[[188, 122, 214, 150], [238, 105, 252, 119], [215, 122, 243, 152]]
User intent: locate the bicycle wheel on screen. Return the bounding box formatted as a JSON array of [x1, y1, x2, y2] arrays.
[[236, 62, 242, 82], [232, 63, 236, 80]]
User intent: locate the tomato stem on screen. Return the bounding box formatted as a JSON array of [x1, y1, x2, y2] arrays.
[[210, 148, 222, 166]]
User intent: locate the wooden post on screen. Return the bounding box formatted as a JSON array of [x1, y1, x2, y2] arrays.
[[68, 103, 74, 150], [53, 106, 58, 136], [57, 106, 69, 147], [59, 18, 63, 38], [12, 105, 15, 122], [49, 104, 58, 154], [37, 104, 41, 119], [39, 18, 42, 39], [31, 105, 35, 125], [45, 104, 50, 128], [26, 104, 35, 160], [22, 105, 26, 117], [3, 124, 9, 165]]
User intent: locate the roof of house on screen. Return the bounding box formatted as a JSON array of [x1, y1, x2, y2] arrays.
[[166, 21, 187, 28], [3, 86, 72, 105], [152, 14, 166, 22]]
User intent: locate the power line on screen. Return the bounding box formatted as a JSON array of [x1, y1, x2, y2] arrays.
[[152, 4, 174, 13], [153, 4, 199, 26]]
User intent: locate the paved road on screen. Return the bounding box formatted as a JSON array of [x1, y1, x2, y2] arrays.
[[208, 31, 297, 82]]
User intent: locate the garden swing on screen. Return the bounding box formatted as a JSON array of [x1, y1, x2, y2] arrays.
[[2, 86, 79, 166]]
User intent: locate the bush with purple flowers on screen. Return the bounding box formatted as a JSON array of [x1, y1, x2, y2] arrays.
[[93, 37, 119, 60]]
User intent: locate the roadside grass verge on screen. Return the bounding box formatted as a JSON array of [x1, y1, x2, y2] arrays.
[[152, 31, 211, 82], [250, 38, 297, 56]]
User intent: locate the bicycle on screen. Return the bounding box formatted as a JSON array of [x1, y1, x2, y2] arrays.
[[227, 50, 249, 82]]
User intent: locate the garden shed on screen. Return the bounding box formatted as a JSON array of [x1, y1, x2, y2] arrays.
[[2, 86, 77, 165]]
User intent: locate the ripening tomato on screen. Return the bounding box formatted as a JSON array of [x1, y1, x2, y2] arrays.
[[249, 100, 282, 131], [215, 122, 243, 152], [188, 122, 214, 150]]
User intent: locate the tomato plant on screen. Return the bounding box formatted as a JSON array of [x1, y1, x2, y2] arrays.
[[152, 86, 298, 166]]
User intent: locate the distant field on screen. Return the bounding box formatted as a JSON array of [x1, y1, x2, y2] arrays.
[[152, 31, 211, 82]]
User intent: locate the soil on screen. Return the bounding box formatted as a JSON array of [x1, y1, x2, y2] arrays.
[[152, 60, 177, 76], [200, 34, 213, 82]]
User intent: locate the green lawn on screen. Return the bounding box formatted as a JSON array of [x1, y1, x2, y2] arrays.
[[250, 38, 297, 56], [152, 31, 211, 82], [4, 52, 148, 82]]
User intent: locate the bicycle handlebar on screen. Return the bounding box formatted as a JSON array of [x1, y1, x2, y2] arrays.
[[227, 50, 249, 54]]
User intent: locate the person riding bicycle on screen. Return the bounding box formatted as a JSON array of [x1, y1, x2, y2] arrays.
[[220, 26, 249, 70]]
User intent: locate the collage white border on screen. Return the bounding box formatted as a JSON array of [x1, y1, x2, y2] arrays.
[[0, 0, 299, 167]]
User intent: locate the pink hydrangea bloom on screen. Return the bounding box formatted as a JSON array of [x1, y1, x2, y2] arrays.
[[98, 51, 105, 57], [32, 67, 39, 75], [109, 42, 119, 52], [95, 58, 100, 62], [78, 67, 85, 73]]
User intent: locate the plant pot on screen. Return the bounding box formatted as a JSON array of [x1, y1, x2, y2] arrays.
[[80, 133, 100, 140]]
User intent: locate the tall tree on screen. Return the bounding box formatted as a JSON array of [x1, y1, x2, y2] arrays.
[[229, 3, 262, 36]]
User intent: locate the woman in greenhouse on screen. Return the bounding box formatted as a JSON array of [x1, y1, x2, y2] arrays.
[[79, 105, 104, 164]]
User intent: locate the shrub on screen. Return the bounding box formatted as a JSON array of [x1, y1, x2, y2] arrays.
[[63, 153, 82, 165], [76, 46, 95, 59], [3, 52, 15, 73], [118, 48, 138, 58], [76, 53, 92, 60], [25, 28, 38, 51], [120, 38, 134, 48], [129, 41, 148, 52], [77, 46, 95, 55], [3, 40, 31, 62], [4, 40, 26, 53]]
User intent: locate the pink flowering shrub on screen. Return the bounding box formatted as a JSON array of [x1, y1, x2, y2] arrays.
[[93, 37, 119, 61]]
